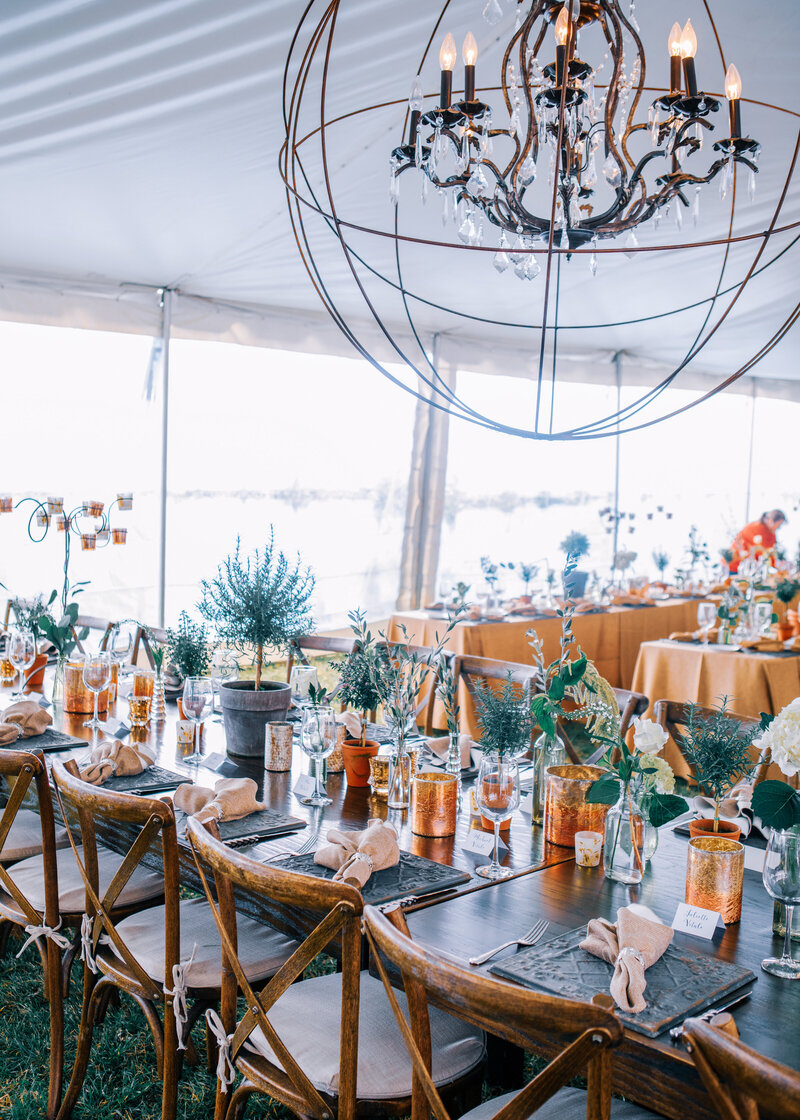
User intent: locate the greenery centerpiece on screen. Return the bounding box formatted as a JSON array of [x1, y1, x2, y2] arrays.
[[503, 561, 538, 601], [677, 698, 756, 836], [751, 703, 800, 830], [559, 532, 590, 597], [198, 529, 314, 758], [337, 609, 390, 750], [480, 555, 501, 606], [36, 589, 90, 705], [165, 612, 211, 681], [473, 673, 533, 832], [652, 549, 670, 580]]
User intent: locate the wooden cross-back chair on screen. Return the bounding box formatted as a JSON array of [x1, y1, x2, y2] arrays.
[[363, 904, 664, 1120], [652, 701, 770, 787], [378, 640, 447, 737], [684, 1018, 800, 1120], [186, 816, 485, 1120], [286, 634, 355, 681], [51, 761, 298, 1120], [567, 688, 650, 767], [72, 614, 113, 655], [134, 624, 169, 669], [451, 655, 539, 752], [98, 618, 141, 666]]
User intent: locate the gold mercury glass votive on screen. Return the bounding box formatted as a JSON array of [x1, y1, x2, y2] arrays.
[[327, 724, 346, 772], [132, 669, 155, 699], [112, 528, 127, 544], [369, 751, 392, 799], [106, 661, 119, 703], [0, 659, 16, 683], [128, 696, 151, 728], [64, 659, 109, 715], [265, 722, 294, 772], [0, 496, 12, 513], [83, 500, 104, 518], [685, 836, 745, 924], [117, 493, 133, 511], [36, 510, 49, 527], [80, 533, 96, 551], [544, 765, 609, 848], [46, 496, 64, 515], [411, 772, 458, 837]]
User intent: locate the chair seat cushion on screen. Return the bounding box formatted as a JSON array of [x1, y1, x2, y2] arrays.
[[0, 809, 69, 863], [109, 898, 298, 988], [461, 1087, 664, 1120], [245, 970, 485, 1101], [2, 843, 164, 914]]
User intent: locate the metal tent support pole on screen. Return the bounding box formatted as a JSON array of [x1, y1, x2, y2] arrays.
[[156, 288, 173, 628], [744, 378, 757, 523], [612, 353, 623, 572]]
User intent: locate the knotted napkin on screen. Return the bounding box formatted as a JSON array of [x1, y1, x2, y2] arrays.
[[425, 732, 474, 769], [740, 637, 784, 652], [580, 905, 673, 1013], [314, 819, 400, 889], [80, 739, 157, 785], [692, 781, 755, 837], [173, 777, 266, 823], [0, 701, 52, 745], [337, 710, 364, 741]]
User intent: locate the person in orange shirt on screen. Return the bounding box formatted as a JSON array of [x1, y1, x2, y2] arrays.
[[729, 509, 786, 572]]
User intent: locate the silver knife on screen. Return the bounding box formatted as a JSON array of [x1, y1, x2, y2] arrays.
[[669, 989, 752, 1042]]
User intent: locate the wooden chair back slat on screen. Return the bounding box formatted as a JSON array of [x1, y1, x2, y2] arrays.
[[286, 634, 355, 681], [133, 625, 168, 669], [582, 688, 649, 766], [653, 700, 767, 785], [0, 750, 62, 927], [684, 1018, 800, 1120]]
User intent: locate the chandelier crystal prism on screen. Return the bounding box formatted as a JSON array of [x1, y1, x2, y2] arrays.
[[390, 0, 761, 261]]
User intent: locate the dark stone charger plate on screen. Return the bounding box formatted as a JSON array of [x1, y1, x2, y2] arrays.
[[491, 925, 756, 1038], [266, 850, 471, 906], [174, 807, 306, 846], [8, 727, 87, 752]]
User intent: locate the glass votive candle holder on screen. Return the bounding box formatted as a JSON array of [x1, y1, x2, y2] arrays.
[[265, 722, 294, 771], [1, 658, 17, 683], [176, 719, 195, 752], [96, 529, 109, 545], [327, 724, 346, 773], [575, 831, 603, 868], [36, 510, 49, 527], [83, 500, 104, 518], [56, 515, 67, 532], [411, 772, 458, 837], [289, 665, 318, 700], [0, 495, 13, 513], [64, 659, 109, 715], [544, 765, 609, 848], [369, 750, 392, 799], [117, 493, 133, 511], [112, 527, 127, 544], [80, 533, 96, 551], [128, 695, 151, 728], [132, 668, 155, 699], [46, 496, 64, 515], [106, 661, 119, 703], [685, 836, 745, 924]]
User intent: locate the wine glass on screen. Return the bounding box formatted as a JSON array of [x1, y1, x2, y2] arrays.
[[475, 754, 520, 880], [82, 651, 111, 729], [8, 629, 36, 700], [761, 828, 800, 979], [290, 665, 318, 708], [696, 602, 716, 644], [299, 707, 336, 806], [182, 676, 213, 764], [211, 650, 238, 715]]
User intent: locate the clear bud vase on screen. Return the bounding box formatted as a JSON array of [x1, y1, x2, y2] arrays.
[[387, 736, 412, 810], [531, 731, 566, 825], [151, 672, 167, 723], [603, 782, 646, 884], [446, 731, 462, 806], [51, 656, 66, 707]]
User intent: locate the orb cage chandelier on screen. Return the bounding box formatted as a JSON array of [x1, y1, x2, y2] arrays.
[[281, 0, 800, 440]]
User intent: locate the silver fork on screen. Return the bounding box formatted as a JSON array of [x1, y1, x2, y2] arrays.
[[468, 919, 549, 966], [264, 832, 319, 862]]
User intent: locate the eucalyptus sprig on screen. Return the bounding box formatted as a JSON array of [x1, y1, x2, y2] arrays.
[[36, 590, 88, 661], [435, 656, 460, 739], [528, 553, 590, 738], [378, 616, 457, 751], [336, 610, 391, 746]]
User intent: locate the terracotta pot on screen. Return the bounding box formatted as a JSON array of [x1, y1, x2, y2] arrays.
[[177, 698, 185, 719], [773, 622, 794, 642], [688, 817, 741, 843], [342, 738, 380, 786], [787, 609, 800, 638], [25, 652, 48, 692]]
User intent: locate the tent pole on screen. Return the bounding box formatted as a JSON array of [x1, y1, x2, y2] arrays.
[[157, 288, 173, 628], [612, 352, 622, 575], [744, 378, 757, 523]]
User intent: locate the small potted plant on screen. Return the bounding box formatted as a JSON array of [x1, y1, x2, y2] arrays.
[[678, 698, 756, 840], [166, 611, 211, 684], [480, 556, 502, 608], [774, 578, 800, 640], [652, 549, 670, 582], [474, 674, 532, 831], [559, 532, 590, 598], [10, 595, 49, 691], [335, 610, 389, 786], [199, 529, 314, 759], [503, 561, 538, 603]]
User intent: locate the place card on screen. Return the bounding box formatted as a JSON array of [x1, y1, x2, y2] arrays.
[[100, 716, 130, 739], [36, 694, 51, 710], [293, 773, 317, 800], [461, 828, 508, 857], [200, 752, 229, 772], [519, 793, 533, 817], [671, 902, 725, 939]]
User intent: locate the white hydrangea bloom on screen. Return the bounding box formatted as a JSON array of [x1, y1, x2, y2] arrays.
[[640, 754, 675, 795], [753, 696, 800, 778]]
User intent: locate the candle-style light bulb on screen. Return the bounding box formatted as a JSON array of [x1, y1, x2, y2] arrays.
[[462, 32, 478, 66], [408, 77, 424, 113], [439, 33, 457, 71], [668, 22, 682, 57], [569, 0, 581, 20], [680, 19, 697, 59], [725, 63, 742, 101], [667, 21, 683, 92], [554, 7, 570, 47]]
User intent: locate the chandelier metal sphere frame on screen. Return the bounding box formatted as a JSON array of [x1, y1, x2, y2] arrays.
[[281, 0, 800, 440]]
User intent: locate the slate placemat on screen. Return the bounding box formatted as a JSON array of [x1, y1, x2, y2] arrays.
[[491, 925, 756, 1037], [265, 850, 470, 905], [104, 766, 186, 794], [10, 727, 88, 752], [173, 807, 307, 846]]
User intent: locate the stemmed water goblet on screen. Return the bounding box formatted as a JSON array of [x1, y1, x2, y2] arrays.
[[8, 629, 36, 700], [82, 651, 111, 730], [761, 827, 800, 979], [474, 754, 520, 880], [696, 602, 716, 645], [299, 707, 336, 806], [182, 676, 213, 764], [290, 665, 318, 709]]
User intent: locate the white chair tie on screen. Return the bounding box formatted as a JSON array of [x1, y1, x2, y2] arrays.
[[16, 917, 71, 958], [79, 913, 110, 974], [205, 1008, 236, 1093], [164, 944, 198, 1051]]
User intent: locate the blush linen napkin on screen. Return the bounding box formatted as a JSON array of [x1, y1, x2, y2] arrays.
[[173, 777, 266, 824], [80, 740, 157, 785], [314, 819, 400, 889], [336, 710, 363, 741], [0, 701, 52, 745], [425, 732, 474, 769], [580, 905, 673, 1013]]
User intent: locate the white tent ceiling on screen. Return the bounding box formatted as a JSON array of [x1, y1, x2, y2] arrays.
[[0, 0, 797, 399]]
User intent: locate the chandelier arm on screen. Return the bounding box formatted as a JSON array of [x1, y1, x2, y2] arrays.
[[597, 11, 628, 196], [612, 0, 647, 175]]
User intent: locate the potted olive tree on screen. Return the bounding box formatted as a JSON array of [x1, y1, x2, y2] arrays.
[[679, 698, 755, 840], [199, 530, 314, 759], [559, 532, 591, 598]]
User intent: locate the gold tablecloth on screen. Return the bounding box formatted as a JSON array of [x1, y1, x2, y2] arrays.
[[631, 639, 800, 778]]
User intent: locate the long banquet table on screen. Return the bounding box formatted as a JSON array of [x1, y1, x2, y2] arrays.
[[6, 682, 800, 1120]]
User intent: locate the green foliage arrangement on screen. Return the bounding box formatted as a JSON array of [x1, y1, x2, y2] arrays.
[[585, 735, 688, 828], [454, 581, 470, 607], [166, 612, 210, 679], [473, 673, 533, 758], [752, 781, 800, 830], [678, 698, 755, 828], [559, 531, 590, 559], [652, 549, 670, 577], [775, 578, 800, 605], [528, 555, 590, 738], [337, 610, 391, 747], [307, 682, 329, 709], [685, 525, 710, 574], [379, 618, 457, 752], [435, 656, 461, 739], [480, 556, 500, 588], [503, 561, 538, 596], [10, 596, 47, 642], [199, 529, 314, 691], [36, 590, 88, 661]]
